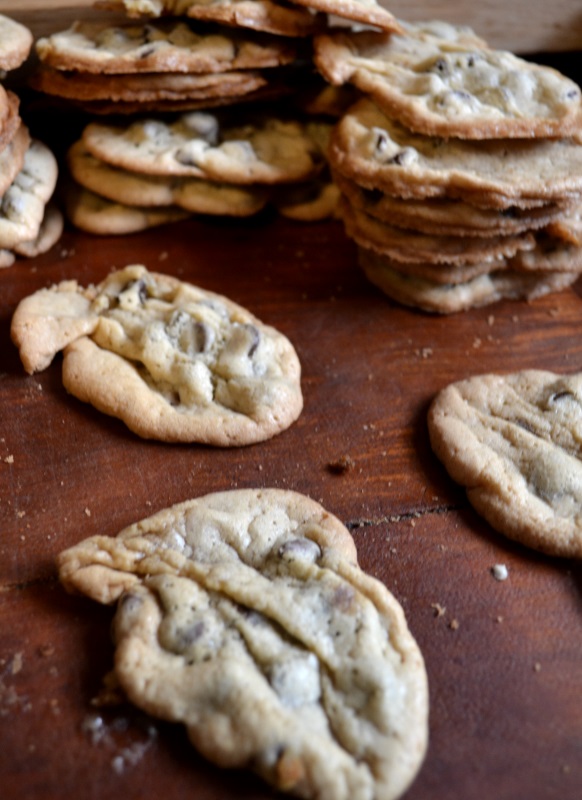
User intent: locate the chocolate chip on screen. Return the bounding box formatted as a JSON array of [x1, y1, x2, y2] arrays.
[[375, 130, 389, 156], [279, 538, 321, 563], [138, 45, 156, 59], [431, 57, 450, 76]]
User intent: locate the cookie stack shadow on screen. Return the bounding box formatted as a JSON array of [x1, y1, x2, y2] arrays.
[[30, 0, 402, 234], [0, 15, 62, 268], [314, 22, 582, 313]]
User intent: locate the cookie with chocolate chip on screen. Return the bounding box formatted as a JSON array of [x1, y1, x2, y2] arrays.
[[57, 487, 429, 800], [314, 26, 581, 139], [428, 371, 582, 558], [67, 140, 270, 216], [82, 112, 329, 184], [11, 265, 303, 445], [36, 19, 298, 74], [0, 138, 58, 249], [109, 0, 400, 36], [329, 98, 582, 207], [358, 246, 577, 313]]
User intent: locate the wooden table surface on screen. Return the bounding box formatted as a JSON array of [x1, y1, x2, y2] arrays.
[[1, 10, 582, 799]]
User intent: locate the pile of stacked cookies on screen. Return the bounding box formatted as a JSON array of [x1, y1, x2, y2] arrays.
[[32, 0, 401, 233], [0, 15, 62, 268], [314, 21, 582, 312]]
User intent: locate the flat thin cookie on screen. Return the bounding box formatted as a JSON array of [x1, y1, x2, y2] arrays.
[[67, 140, 270, 216], [315, 29, 581, 139], [82, 112, 328, 184], [329, 98, 582, 206], [332, 170, 567, 237], [35, 19, 298, 74], [64, 183, 190, 235], [11, 265, 303, 445], [32, 65, 268, 104], [428, 371, 582, 558], [57, 487, 428, 800], [104, 0, 327, 38], [358, 246, 577, 314], [339, 196, 535, 266]]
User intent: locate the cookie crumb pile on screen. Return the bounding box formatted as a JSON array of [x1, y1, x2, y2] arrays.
[[314, 22, 582, 313], [0, 14, 62, 268]]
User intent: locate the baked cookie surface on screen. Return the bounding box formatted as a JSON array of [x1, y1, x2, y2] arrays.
[[36, 19, 298, 74], [0, 138, 58, 248], [315, 28, 581, 139], [57, 487, 429, 800], [105, 0, 327, 37], [82, 112, 328, 184], [0, 13, 33, 71], [329, 98, 582, 206], [428, 370, 582, 557], [67, 140, 270, 216], [11, 265, 303, 445]]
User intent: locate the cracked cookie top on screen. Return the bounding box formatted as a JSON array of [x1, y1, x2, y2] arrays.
[[10, 265, 303, 445], [57, 487, 429, 800], [428, 370, 582, 557]]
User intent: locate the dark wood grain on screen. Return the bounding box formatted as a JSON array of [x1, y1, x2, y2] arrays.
[[3, 41, 582, 793], [2, 210, 582, 800]]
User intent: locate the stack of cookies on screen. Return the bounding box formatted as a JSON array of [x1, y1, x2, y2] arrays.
[[32, 0, 401, 233], [62, 110, 339, 233], [0, 14, 62, 267], [314, 21, 582, 313]]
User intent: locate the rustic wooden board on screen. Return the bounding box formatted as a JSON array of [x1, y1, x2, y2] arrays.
[[1, 209, 582, 800], [1, 3, 582, 797]]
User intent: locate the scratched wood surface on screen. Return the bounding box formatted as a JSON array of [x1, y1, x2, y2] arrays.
[[1, 3, 582, 800]]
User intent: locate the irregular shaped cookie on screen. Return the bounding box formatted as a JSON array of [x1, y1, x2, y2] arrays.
[[0, 139, 58, 249], [57, 488, 429, 800], [11, 265, 303, 445], [109, 0, 400, 35], [82, 112, 328, 184], [315, 20, 489, 83], [35, 19, 298, 74], [64, 184, 190, 235], [359, 233, 582, 285], [329, 98, 582, 206], [315, 28, 581, 139], [0, 13, 33, 71], [428, 371, 582, 558], [282, 0, 402, 33], [104, 0, 327, 38], [31, 65, 268, 104], [67, 140, 270, 216], [358, 246, 577, 313]]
